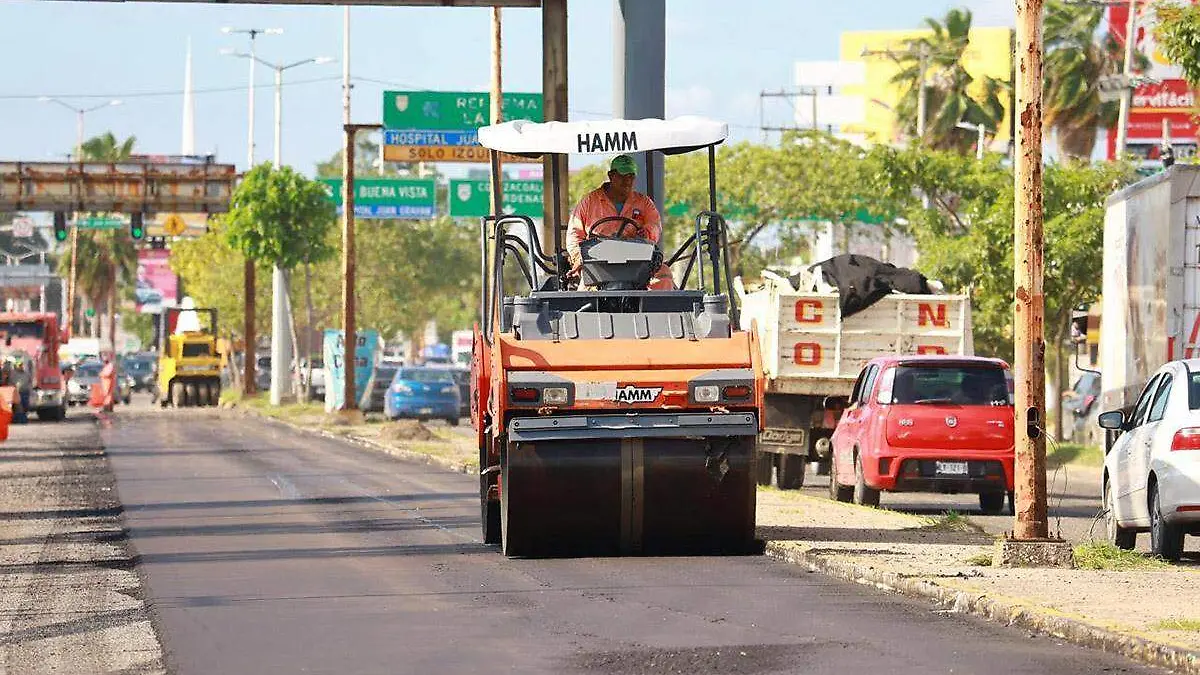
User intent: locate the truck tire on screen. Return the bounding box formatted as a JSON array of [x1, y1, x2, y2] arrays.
[[755, 451, 774, 486], [170, 381, 185, 408], [778, 454, 807, 490], [184, 383, 198, 407], [853, 452, 881, 507], [829, 454, 854, 502]]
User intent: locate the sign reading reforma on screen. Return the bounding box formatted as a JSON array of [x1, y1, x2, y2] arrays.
[[383, 91, 542, 131], [322, 328, 380, 413], [448, 179, 544, 218], [320, 178, 436, 219]]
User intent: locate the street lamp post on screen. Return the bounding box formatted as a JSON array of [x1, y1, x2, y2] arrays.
[[38, 97, 121, 337], [956, 121, 989, 161], [222, 43, 332, 405], [221, 26, 282, 399]]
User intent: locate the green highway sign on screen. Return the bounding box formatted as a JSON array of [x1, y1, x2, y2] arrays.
[[448, 179, 544, 219], [383, 91, 543, 131], [73, 216, 125, 230], [320, 178, 437, 219]]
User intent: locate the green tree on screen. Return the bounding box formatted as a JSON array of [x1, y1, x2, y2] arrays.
[[1154, 1, 1200, 86], [224, 163, 338, 397], [890, 8, 1006, 152], [1044, 0, 1131, 159]]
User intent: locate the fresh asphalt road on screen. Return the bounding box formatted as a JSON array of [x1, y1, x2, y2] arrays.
[[92, 410, 1160, 675]]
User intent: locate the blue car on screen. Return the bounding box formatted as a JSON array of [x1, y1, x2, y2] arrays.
[[385, 367, 461, 425]]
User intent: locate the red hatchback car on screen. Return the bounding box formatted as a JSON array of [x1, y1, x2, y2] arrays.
[[829, 355, 1015, 514]]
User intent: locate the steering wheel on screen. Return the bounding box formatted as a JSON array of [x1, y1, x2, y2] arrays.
[[585, 215, 646, 241]]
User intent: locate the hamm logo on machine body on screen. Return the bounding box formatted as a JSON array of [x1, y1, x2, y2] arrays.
[[612, 385, 662, 404]]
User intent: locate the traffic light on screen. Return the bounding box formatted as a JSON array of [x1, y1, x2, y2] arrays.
[[130, 213, 144, 240], [53, 212, 67, 243]]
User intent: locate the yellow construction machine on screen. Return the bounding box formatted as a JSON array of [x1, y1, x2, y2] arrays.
[[157, 307, 222, 407]]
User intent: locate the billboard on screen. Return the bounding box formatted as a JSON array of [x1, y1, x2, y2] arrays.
[[1107, 2, 1199, 161], [135, 249, 177, 315]]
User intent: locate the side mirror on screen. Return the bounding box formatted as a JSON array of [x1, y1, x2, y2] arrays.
[[1097, 410, 1125, 431]]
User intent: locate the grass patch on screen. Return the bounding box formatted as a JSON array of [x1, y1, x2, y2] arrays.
[[1152, 618, 1200, 632], [1047, 442, 1105, 469], [964, 552, 994, 567], [926, 510, 982, 533], [1073, 542, 1170, 571]]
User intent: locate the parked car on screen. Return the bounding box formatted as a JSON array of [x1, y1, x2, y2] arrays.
[[450, 367, 470, 418], [363, 363, 399, 412], [1098, 359, 1200, 561], [384, 366, 460, 424], [254, 355, 272, 392], [829, 355, 1015, 514], [123, 356, 156, 392], [297, 358, 325, 401], [1063, 370, 1101, 441]]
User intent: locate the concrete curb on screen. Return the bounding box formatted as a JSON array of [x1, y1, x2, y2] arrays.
[[764, 541, 1200, 674], [231, 407, 477, 477], [230, 405, 1200, 673]]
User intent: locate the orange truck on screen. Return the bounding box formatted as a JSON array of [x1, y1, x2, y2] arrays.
[[473, 117, 763, 557]]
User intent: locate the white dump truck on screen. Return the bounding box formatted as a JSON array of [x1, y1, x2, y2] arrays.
[[739, 271, 974, 488], [1100, 165, 1200, 421]]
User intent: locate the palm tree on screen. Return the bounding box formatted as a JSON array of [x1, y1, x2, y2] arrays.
[[1043, 0, 1134, 159], [60, 132, 138, 346], [890, 8, 1006, 153]]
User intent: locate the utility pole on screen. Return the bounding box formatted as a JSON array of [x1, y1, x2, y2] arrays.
[[1115, 0, 1139, 159], [222, 26, 281, 396], [917, 45, 929, 141], [1013, 0, 1049, 542], [489, 7, 504, 217]]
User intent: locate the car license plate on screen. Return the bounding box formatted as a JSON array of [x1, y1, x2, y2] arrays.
[[936, 461, 969, 476], [418, 408, 433, 415]]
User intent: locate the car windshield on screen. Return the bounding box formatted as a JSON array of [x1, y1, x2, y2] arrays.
[[0, 321, 44, 339], [891, 365, 1009, 406], [126, 360, 152, 373], [395, 368, 454, 384], [75, 364, 102, 378]]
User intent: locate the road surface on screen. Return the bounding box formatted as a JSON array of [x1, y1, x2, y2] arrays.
[[93, 410, 1153, 674]]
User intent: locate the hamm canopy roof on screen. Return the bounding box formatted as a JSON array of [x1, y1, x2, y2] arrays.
[[477, 117, 728, 157]]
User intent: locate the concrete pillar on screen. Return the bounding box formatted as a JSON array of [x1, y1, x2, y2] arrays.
[[614, 0, 665, 205]]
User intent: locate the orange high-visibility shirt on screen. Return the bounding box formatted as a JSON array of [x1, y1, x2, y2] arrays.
[[566, 184, 662, 267]]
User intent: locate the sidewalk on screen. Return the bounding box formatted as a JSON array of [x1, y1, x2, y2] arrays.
[[238, 403, 1200, 674]]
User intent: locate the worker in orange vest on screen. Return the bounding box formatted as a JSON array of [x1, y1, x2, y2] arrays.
[[91, 354, 117, 413], [566, 154, 675, 290]]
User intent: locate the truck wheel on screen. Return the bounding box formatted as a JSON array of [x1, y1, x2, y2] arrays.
[[778, 455, 807, 490], [170, 382, 185, 408], [829, 453, 853, 502], [755, 452, 774, 486], [853, 452, 881, 507], [184, 383, 198, 407]]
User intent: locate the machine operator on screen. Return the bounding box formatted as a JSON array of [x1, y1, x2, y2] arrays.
[[566, 154, 675, 290]]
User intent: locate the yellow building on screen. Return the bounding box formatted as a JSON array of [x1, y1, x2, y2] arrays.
[[838, 27, 1014, 146]]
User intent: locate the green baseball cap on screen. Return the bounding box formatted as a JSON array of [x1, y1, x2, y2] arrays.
[[609, 154, 638, 176]]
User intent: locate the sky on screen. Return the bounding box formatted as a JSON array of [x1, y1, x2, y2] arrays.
[[0, 0, 1017, 177]]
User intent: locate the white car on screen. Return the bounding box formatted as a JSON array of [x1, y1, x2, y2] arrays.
[[1098, 358, 1200, 560]]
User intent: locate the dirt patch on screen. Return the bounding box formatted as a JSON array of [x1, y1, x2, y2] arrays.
[[378, 420, 438, 442]]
